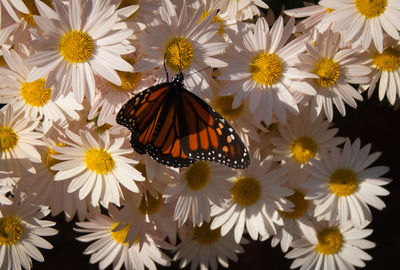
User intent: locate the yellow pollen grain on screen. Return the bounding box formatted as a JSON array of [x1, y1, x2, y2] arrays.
[[198, 11, 224, 35], [230, 176, 261, 206], [0, 216, 23, 245], [20, 78, 51, 107], [138, 191, 162, 215], [213, 96, 244, 121], [279, 190, 308, 219], [313, 58, 340, 87], [110, 223, 130, 245], [185, 161, 211, 190], [250, 52, 282, 86], [315, 227, 343, 255], [165, 37, 193, 71], [373, 47, 400, 72], [291, 136, 317, 163], [84, 148, 115, 175], [45, 144, 65, 174], [329, 168, 358, 196], [355, 0, 387, 19], [59, 30, 94, 63], [0, 127, 18, 152], [193, 222, 221, 245], [326, 8, 335, 13]]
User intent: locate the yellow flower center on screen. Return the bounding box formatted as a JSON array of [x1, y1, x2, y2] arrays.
[[59, 30, 94, 63], [0, 127, 18, 152], [45, 144, 65, 174], [198, 11, 224, 35], [279, 190, 308, 219], [112, 71, 142, 92], [185, 161, 211, 190], [193, 222, 221, 245], [250, 52, 282, 86], [20, 78, 52, 107], [373, 47, 400, 71], [165, 37, 193, 71], [213, 96, 244, 121], [355, 0, 387, 19], [19, 0, 53, 25], [84, 148, 115, 174], [315, 227, 343, 255], [291, 136, 317, 163], [0, 216, 23, 245], [329, 169, 358, 196], [110, 223, 130, 245], [230, 176, 261, 206], [326, 8, 335, 13], [138, 191, 162, 215], [313, 58, 340, 87]]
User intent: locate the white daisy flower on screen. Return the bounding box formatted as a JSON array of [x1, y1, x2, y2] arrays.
[[304, 138, 391, 227], [0, 196, 58, 270], [211, 152, 293, 243], [164, 161, 236, 227], [219, 16, 312, 125], [75, 205, 171, 270], [174, 221, 246, 270], [0, 48, 83, 132], [25, 0, 134, 103], [293, 30, 371, 121], [0, 0, 28, 22], [50, 128, 145, 207], [0, 104, 44, 175], [134, 0, 228, 97], [360, 37, 400, 105], [286, 220, 375, 270], [270, 106, 345, 168], [213, 0, 269, 21], [321, 0, 400, 53], [0, 185, 12, 205]]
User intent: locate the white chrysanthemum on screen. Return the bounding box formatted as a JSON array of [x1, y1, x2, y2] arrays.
[[0, 0, 28, 22], [219, 16, 313, 125], [0, 49, 83, 131], [50, 128, 145, 207], [293, 30, 371, 121], [321, 0, 400, 53], [213, 0, 268, 21], [0, 104, 44, 175], [174, 222, 246, 270], [286, 220, 375, 270], [163, 161, 236, 227], [0, 185, 12, 205], [270, 107, 345, 168], [303, 138, 391, 227], [0, 196, 58, 270], [210, 152, 293, 243], [359, 37, 400, 105], [75, 205, 171, 270], [134, 0, 228, 97], [25, 0, 134, 103]]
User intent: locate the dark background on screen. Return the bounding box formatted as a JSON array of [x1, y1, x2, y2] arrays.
[[17, 0, 400, 269]]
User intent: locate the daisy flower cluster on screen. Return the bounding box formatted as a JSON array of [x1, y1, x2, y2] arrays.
[[0, 0, 395, 269]]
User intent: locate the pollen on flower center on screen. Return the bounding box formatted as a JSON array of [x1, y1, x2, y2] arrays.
[[193, 222, 221, 245], [139, 191, 163, 215], [113, 71, 142, 92], [373, 47, 400, 71], [279, 190, 308, 219], [230, 176, 261, 206], [213, 96, 244, 121], [84, 148, 115, 175], [198, 11, 224, 35], [110, 223, 130, 245], [20, 78, 52, 107], [45, 144, 65, 174], [250, 52, 282, 86], [0, 216, 23, 245], [313, 58, 340, 87], [315, 227, 343, 255], [0, 127, 18, 152], [291, 136, 317, 163], [185, 161, 211, 190], [355, 0, 387, 19], [59, 30, 94, 63], [165, 37, 193, 71], [329, 168, 358, 196]]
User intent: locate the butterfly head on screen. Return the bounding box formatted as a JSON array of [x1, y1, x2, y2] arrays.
[[172, 72, 185, 86]]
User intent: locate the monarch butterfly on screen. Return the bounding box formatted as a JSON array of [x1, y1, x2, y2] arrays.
[[116, 72, 250, 169]]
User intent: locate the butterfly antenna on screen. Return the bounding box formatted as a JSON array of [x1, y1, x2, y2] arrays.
[[183, 66, 212, 78], [163, 53, 169, 82]]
